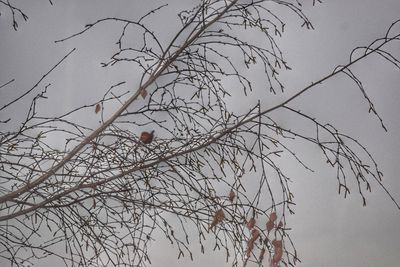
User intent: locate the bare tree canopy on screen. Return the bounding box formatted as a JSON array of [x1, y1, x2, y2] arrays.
[[0, 1, 399, 266]]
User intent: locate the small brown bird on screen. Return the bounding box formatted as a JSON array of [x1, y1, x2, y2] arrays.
[[140, 130, 154, 144]]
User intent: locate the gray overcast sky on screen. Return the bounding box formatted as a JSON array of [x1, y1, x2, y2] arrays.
[[1, 1, 400, 267]]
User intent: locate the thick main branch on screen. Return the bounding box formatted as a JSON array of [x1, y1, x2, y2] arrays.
[[0, 0, 239, 205]]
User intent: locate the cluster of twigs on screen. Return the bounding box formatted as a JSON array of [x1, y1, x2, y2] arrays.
[[0, 1, 399, 266], [0, 0, 53, 30]]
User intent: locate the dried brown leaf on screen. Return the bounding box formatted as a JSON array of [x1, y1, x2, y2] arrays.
[[272, 239, 282, 249], [140, 89, 148, 99], [228, 189, 236, 202], [266, 220, 274, 232], [258, 247, 266, 263], [270, 212, 277, 222], [247, 217, 256, 229], [273, 247, 283, 263], [245, 238, 255, 257], [95, 103, 101, 114], [251, 228, 260, 240], [209, 208, 225, 230]]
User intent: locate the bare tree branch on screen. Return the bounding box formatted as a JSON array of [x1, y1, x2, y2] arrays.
[[0, 1, 399, 267]]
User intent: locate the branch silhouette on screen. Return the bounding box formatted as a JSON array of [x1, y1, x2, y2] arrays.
[[0, 1, 399, 267]]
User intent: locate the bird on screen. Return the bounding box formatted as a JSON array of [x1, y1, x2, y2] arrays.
[[140, 130, 154, 144]]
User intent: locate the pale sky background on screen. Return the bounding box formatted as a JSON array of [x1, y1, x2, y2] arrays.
[[1, 1, 400, 267]]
